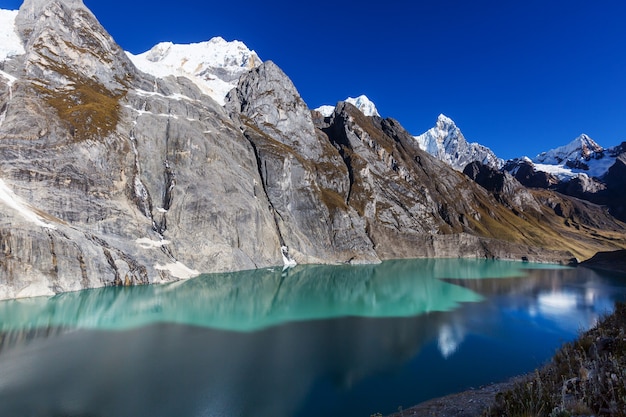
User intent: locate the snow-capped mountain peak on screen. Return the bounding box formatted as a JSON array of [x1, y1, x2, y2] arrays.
[[314, 105, 336, 117], [534, 134, 603, 165], [127, 37, 262, 105], [314, 94, 380, 117], [345, 95, 380, 117], [527, 134, 615, 180], [414, 114, 503, 171], [138, 37, 260, 70], [435, 113, 455, 129]]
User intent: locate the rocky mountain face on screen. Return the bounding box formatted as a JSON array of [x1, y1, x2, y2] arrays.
[[0, 0, 281, 299], [1, 0, 625, 300], [504, 139, 626, 222], [415, 111, 626, 224], [505, 135, 619, 182], [414, 114, 503, 171], [225, 62, 379, 265]]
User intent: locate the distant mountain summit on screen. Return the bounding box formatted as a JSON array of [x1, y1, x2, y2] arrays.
[[414, 114, 503, 171], [529, 134, 616, 180], [315, 95, 380, 117], [504, 134, 619, 182], [127, 37, 262, 105], [535, 134, 603, 164]]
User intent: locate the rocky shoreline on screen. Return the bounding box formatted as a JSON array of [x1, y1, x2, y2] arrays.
[[384, 377, 526, 417]]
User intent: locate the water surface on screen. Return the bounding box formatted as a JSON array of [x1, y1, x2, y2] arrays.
[[0, 259, 625, 417]]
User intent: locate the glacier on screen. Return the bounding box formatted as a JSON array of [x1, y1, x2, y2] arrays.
[[127, 37, 262, 106], [530, 134, 616, 180], [0, 9, 25, 60]]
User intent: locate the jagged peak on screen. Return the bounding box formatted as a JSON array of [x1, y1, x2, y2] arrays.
[[436, 113, 456, 129], [534, 133, 604, 164], [415, 114, 503, 171], [17, 0, 86, 30], [572, 133, 602, 150]]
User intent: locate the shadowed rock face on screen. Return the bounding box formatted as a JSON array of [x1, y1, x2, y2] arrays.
[[0, 0, 625, 299], [599, 154, 626, 221], [225, 62, 378, 265]]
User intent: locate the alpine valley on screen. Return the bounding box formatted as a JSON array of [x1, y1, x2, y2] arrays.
[[1, 0, 625, 300]]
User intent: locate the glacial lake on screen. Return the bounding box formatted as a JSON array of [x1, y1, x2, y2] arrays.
[[1, 259, 625, 417]]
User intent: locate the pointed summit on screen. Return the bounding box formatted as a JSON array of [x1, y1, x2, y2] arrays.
[[534, 134, 604, 165], [435, 113, 456, 129], [415, 114, 503, 171], [526, 133, 614, 180]]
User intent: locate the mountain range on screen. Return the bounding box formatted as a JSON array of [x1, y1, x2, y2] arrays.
[[0, 0, 625, 300]]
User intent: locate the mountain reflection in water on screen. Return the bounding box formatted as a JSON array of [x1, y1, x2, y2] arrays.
[[0, 259, 625, 417]]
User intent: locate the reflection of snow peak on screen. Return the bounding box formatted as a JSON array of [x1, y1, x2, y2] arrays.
[[538, 291, 578, 313], [437, 323, 465, 359]]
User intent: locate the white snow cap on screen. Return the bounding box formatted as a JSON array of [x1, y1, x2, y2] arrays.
[[315, 105, 336, 117], [414, 113, 504, 171], [0, 9, 25, 62], [127, 37, 261, 105], [534, 134, 603, 164], [530, 133, 615, 180], [435, 113, 455, 127], [314, 94, 380, 117], [345, 95, 380, 117]]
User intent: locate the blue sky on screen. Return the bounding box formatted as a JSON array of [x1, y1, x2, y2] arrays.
[[2, 0, 626, 160]]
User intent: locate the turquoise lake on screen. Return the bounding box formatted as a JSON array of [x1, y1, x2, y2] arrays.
[[0, 259, 625, 417]]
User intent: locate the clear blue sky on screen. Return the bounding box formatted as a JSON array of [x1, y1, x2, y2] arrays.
[[2, 0, 626, 159]]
